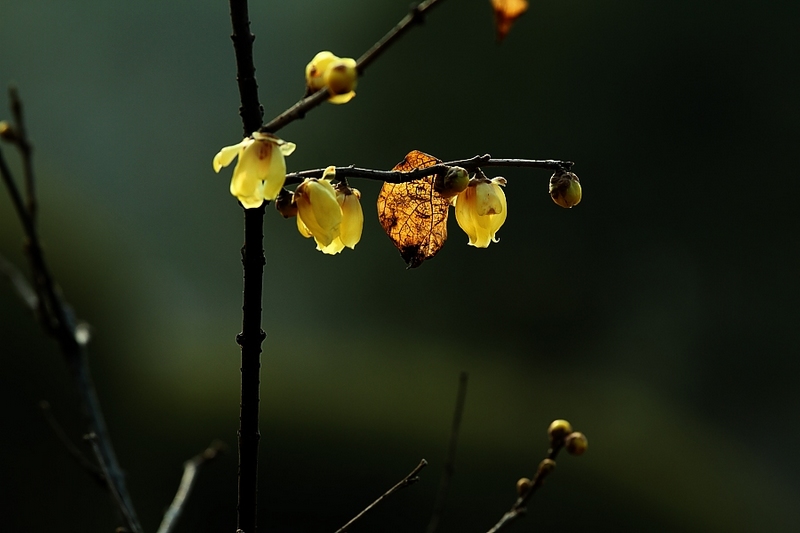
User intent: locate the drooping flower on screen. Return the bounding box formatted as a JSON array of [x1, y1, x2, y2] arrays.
[[213, 132, 296, 208], [295, 168, 342, 248], [317, 183, 363, 254], [454, 175, 507, 247], [305, 51, 357, 104]]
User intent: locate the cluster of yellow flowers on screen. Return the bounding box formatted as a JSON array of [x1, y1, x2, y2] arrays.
[[214, 51, 583, 257]]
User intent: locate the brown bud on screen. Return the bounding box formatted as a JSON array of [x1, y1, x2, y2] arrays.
[[548, 419, 573, 444], [549, 170, 582, 208], [275, 189, 297, 218], [0, 121, 17, 142], [538, 458, 556, 478], [565, 432, 588, 456], [516, 477, 531, 495]]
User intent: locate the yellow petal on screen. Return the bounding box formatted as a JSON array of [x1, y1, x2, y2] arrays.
[[474, 181, 503, 216], [297, 213, 313, 238], [454, 187, 479, 246], [279, 140, 296, 157], [316, 236, 345, 255], [213, 140, 247, 172], [305, 51, 338, 92], [327, 91, 356, 105], [294, 179, 342, 247], [261, 144, 287, 201], [338, 189, 363, 249]]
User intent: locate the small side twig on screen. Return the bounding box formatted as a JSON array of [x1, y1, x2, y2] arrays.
[[157, 441, 227, 533], [334, 459, 428, 533], [39, 400, 106, 487], [260, 0, 446, 134], [284, 155, 573, 186], [426, 371, 468, 533]]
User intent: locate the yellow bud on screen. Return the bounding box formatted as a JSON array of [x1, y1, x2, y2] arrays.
[[565, 432, 588, 456], [275, 189, 297, 218], [549, 170, 582, 208], [547, 419, 573, 443], [435, 166, 469, 199], [537, 458, 556, 477], [0, 120, 16, 142], [516, 477, 531, 495], [324, 58, 357, 95]]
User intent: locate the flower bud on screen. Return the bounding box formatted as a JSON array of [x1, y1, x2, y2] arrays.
[[516, 477, 531, 495], [565, 432, 588, 456], [0, 120, 17, 142], [549, 170, 582, 208], [434, 166, 469, 199], [548, 419, 573, 444], [324, 58, 358, 96], [537, 458, 556, 477], [275, 189, 297, 218]]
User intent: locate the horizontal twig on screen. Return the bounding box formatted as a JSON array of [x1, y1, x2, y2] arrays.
[[335, 459, 428, 533], [284, 155, 573, 186]]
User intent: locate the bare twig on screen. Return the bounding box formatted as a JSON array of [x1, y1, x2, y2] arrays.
[[9, 86, 36, 220], [0, 252, 37, 310], [284, 155, 573, 186], [334, 459, 428, 533], [426, 371, 468, 533], [260, 0, 446, 134], [1, 89, 143, 533], [157, 441, 227, 533], [39, 400, 106, 488], [485, 443, 564, 533]]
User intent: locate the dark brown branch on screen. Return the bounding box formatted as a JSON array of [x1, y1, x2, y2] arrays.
[[9, 87, 36, 221], [426, 372, 468, 533], [1, 91, 143, 533], [284, 155, 574, 186], [334, 459, 428, 533], [39, 400, 106, 488], [260, 0, 446, 134], [227, 3, 267, 530], [485, 444, 564, 533], [156, 441, 227, 533]]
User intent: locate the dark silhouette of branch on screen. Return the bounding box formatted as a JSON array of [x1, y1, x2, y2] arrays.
[[39, 400, 106, 487], [284, 155, 573, 186], [334, 459, 428, 533], [156, 441, 227, 533], [0, 252, 37, 310], [426, 371, 468, 533], [227, 1, 267, 531], [260, 0, 446, 134], [485, 444, 564, 533], [9, 87, 36, 220], [1, 89, 143, 533]]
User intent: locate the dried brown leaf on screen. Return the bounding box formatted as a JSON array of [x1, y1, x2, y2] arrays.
[[491, 0, 528, 42], [377, 150, 450, 268]]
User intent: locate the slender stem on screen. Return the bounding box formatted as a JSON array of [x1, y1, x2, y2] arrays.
[[9, 86, 36, 221], [284, 156, 573, 186], [228, 0, 267, 531], [157, 441, 226, 533], [426, 371, 468, 533], [334, 459, 428, 533], [260, 0, 446, 134], [39, 400, 106, 487], [485, 443, 564, 533], [1, 104, 143, 533]]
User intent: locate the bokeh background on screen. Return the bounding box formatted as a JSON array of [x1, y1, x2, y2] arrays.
[[1, 0, 799, 531]]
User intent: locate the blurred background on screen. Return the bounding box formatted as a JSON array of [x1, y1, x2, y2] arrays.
[[1, 0, 799, 531]]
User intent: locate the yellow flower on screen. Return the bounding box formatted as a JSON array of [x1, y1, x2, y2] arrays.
[[305, 51, 357, 104], [295, 167, 363, 255], [454, 176, 507, 247], [213, 132, 296, 208], [295, 169, 342, 248]]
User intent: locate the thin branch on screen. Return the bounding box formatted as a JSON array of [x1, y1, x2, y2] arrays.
[[260, 0, 446, 134], [485, 443, 564, 533], [426, 371, 468, 533], [1, 89, 143, 533], [284, 155, 574, 186], [0, 252, 37, 310], [227, 2, 267, 531], [157, 441, 227, 533], [334, 459, 428, 533], [9, 86, 36, 221], [39, 400, 106, 488]]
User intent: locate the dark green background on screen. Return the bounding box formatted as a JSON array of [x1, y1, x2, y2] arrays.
[[1, 0, 798, 531]]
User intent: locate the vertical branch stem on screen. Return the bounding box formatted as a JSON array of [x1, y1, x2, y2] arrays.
[[228, 1, 266, 531]]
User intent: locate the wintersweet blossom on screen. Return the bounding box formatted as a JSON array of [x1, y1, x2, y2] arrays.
[[305, 51, 357, 104], [213, 132, 296, 208], [454, 176, 508, 248], [295, 169, 342, 248]]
